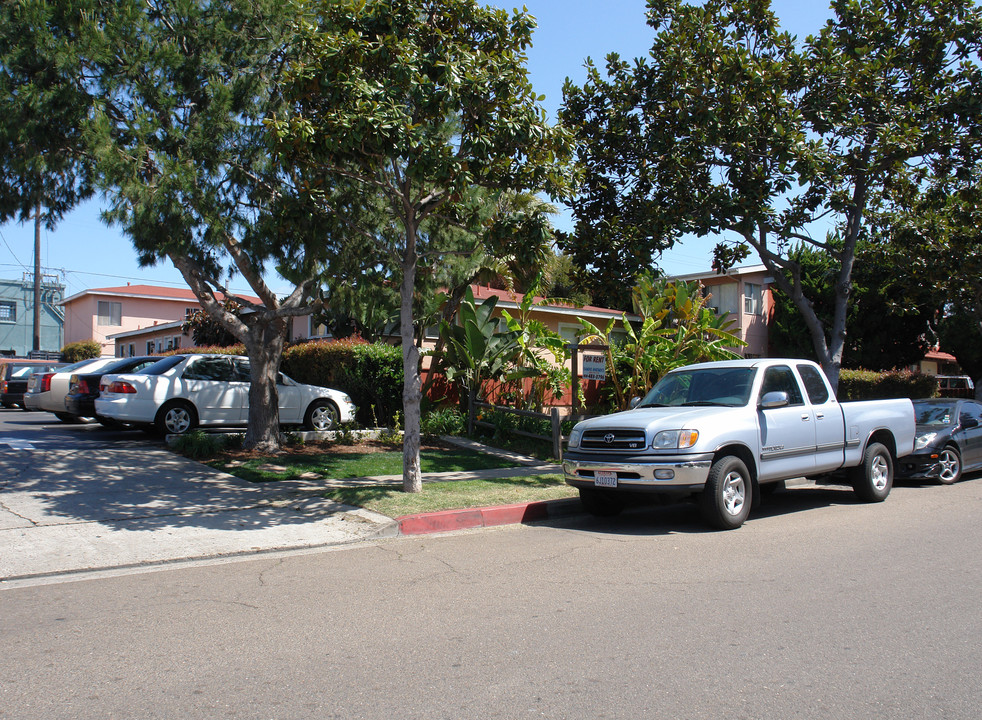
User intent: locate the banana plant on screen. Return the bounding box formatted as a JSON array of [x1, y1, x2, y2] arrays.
[[578, 277, 746, 410], [437, 286, 527, 402]]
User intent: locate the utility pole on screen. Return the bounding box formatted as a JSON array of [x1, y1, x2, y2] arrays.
[[33, 202, 41, 353]]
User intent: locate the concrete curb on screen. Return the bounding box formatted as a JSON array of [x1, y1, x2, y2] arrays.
[[396, 497, 581, 535]]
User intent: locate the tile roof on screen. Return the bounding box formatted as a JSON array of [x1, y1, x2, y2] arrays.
[[62, 284, 262, 306]]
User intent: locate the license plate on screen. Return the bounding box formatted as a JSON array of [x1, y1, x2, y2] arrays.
[[595, 471, 618, 488]]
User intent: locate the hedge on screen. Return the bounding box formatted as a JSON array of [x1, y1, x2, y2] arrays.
[[61, 340, 102, 363], [281, 338, 403, 427], [838, 368, 938, 400]]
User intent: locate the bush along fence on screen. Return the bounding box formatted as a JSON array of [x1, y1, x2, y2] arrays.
[[466, 391, 566, 460]]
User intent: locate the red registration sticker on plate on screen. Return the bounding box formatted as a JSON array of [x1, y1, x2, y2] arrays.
[[595, 470, 618, 488]]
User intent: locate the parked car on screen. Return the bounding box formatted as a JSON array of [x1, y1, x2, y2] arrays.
[[563, 358, 916, 529], [0, 360, 64, 409], [29, 358, 121, 421], [936, 375, 975, 398], [63, 355, 161, 424], [896, 398, 982, 484], [94, 353, 357, 435]]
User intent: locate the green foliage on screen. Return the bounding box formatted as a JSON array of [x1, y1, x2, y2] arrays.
[[437, 286, 526, 402], [838, 369, 938, 401], [770, 243, 939, 371], [182, 298, 242, 348], [270, 0, 574, 489], [939, 309, 982, 382], [171, 430, 224, 460], [560, 0, 982, 385], [60, 340, 101, 363], [0, 0, 96, 227], [420, 407, 466, 437], [499, 273, 572, 411], [577, 277, 744, 409], [281, 339, 403, 426]]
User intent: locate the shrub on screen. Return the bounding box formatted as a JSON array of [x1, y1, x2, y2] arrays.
[[171, 430, 224, 459], [838, 368, 937, 400], [421, 407, 465, 436], [61, 340, 102, 363], [281, 339, 403, 426]]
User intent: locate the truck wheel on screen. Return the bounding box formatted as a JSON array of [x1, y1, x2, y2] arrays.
[[851, 441, 893, 502], [579, 487, 625, 517], [937, 445, 962, 485], [700, 456, 752, 530]]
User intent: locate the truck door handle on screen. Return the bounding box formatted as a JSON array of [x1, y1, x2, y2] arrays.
[[801, 414, 810, 421], [816, 412, 825, 419]]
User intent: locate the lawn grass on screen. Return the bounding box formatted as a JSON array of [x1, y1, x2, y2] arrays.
[[323, 474, 576, 518], [208, 445, 522, 483]]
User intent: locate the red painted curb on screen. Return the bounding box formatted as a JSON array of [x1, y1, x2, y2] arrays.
[[397, 501, 552, 535]]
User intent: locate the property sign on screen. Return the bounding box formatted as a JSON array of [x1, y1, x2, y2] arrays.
[[582, 354, 607, 381]]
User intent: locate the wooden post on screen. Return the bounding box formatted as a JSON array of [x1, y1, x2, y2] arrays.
[[551, 407, 562, 461], [569, 343, 580, 415]]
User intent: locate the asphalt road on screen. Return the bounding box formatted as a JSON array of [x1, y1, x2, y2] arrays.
[[3, 456, 981, 719]]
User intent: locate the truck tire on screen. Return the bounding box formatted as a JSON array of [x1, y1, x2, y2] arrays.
[[579, 487, 625, 517], [851, 441, 893, 502], [937, 445, 962, 485], [700, 456, 752, 530]]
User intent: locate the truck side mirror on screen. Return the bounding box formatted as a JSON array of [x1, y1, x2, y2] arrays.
[[629, 397, 642, 409], [759, 391, 789, 409]]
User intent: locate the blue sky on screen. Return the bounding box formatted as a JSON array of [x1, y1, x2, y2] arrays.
[[0, 0, 834, 299]]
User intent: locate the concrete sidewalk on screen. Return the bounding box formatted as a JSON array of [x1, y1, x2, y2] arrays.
[[0, 438, 567, 583]]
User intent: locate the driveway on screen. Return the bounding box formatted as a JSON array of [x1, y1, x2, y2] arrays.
[[0, 411, 394, 581]]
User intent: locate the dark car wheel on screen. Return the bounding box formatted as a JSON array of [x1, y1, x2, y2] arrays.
[[156, 400, 198, 435], [700, 455, 752, 529], [851, 442, 893, 502], [937, 445, 962, 485], [304, 399, 339, 431]]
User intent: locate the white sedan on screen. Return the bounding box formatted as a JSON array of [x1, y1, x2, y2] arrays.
[[30, 357, 122, 421], [94, 354, 357, 435]]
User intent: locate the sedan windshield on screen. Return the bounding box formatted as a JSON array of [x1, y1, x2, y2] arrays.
[[914, 402, 957, 426], [638, 367, 757, 408]]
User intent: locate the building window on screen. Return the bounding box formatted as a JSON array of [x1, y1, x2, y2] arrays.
[[173, 336, 181, 349], [98, 300, 122, 326], [0, 301, 15, 323], [147, 341, 155, 354], [128, 344, 135, 357], [744, 283, 763, 316]]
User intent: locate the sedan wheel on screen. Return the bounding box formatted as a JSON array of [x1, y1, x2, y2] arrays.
[[156, 401, 197, 435], [304, 400, 339, 431], [937, 446, 962, 485]]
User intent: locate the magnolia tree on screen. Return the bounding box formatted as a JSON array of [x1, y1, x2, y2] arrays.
[[561, 0, 982, 391], [270, 0, 573, 492]]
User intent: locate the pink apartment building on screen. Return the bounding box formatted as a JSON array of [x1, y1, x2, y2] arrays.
[[60, 284, 263, 356], [669, 264, 774, 357]]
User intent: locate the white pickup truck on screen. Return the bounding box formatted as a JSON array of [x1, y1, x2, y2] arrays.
[[563, 358, 916, 529]]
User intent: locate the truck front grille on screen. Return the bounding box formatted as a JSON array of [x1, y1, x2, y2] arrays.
[[581, 429, 647, 451]]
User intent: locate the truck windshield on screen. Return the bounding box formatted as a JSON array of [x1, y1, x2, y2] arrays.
[[638, 367, 757, 408]]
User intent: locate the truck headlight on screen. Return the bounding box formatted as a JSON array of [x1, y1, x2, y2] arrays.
[[652, 429, 699, 450], [914, 432, 937, 451], [568, 428, 583, 448]]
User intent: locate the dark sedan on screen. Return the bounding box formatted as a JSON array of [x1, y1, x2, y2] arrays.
[[0, 360, 64, 408], [64, 356, 161, 423], [896, 398, 982, 484]]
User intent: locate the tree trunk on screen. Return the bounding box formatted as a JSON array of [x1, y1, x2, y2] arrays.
[[243, 318, 287, 453], [400, 224, 423, 493]]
